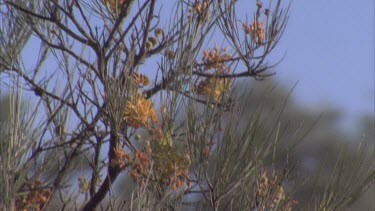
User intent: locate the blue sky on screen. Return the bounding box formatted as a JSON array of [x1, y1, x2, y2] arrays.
[[265, 0, 374, 118], [2, 0, 373, 127]]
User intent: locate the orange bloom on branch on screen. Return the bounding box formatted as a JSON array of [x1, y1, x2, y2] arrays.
[[202, 44, 232, 72], [243, 20, 265, 44], [197, 77, 232, 102], [103, 0, 127, 11], [194, 1, 209, 15], [110, 147, 131, 169], [16, 180, 51, 211], [133, 72, 150, 86], [123, 91, 158, 128]]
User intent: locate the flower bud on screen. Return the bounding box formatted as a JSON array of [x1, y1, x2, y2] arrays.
[[135, 134, 142, 141], [146, 41, 153, 49], [166, 50, 175, 59], [154, 28, 164, 37], [148, 37, 158, 46], [265, 9, 269, 16]]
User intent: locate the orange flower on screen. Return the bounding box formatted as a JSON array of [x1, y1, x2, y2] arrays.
[[202, 44, 232, 71], [255, 170, 296, 210], [150, 139, 191, 190], [194, 1, 209, 15], [124, 91, 158, 128], [243, 20, 265, 44], [16, 180, 51, 211], [135, 150, 150, 168], [128, 150, 151, 183], [197, 77, 232, 102], [129, 128, 191, 191], [103, 0, 127, 11], [242, 0, 266, 46], [110, 147, 131, 169], [133, 72, 150, 86]]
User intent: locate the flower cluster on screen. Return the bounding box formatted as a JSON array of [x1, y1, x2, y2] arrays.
[[123, 91, 158, 128], [129, 150, 151, 181], [16, 180, 51, 211], [110, 148, 151, 184], [103, 0, 127, 11], [110, 147, 131, 169], [133, 72, 150, 87], [78, 176, 91, 194], [196, 45, 233, 102], [111, 126, 191, 191], [242, 1, 266, 45], [202, 44, 232, 72], [255, 170, 298, 211], [146, 37, 158, 50], [197, 77, 232, 102], [193, 1, 209, 16], [151, 136, 191, 190], [244, 21, 265, 45]]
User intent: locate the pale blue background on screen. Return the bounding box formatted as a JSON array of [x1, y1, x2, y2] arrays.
[[161, 0, 374, 121], [3, 0, 374, 128], [267, 0, 374, 118]]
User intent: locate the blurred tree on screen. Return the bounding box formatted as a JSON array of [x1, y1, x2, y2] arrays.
[[187, 79, 374, 210], [232, 80, 374, 210]]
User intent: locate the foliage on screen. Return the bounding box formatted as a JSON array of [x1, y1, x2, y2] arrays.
[[0, 0, 373, 210]]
